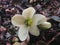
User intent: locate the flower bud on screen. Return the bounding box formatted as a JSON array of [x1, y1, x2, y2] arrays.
[[13, 42, 20, 45], [39, 22, 51, 30]]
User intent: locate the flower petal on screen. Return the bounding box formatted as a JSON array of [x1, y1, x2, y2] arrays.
[[22, 7, 35, 19], [29, 26, 40, 36], [11, 14, 25, 26], [32, 14, 47, 25], [18, 25, 29, 41]]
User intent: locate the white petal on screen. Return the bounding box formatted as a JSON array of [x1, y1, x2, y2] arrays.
[[18, 25, 29, 41], [11, 14, 25, 26], [22, 7, 35, 19], [40, 22, 51, 29], [29, 26, 40, 36], [32, 14, 47, 25]]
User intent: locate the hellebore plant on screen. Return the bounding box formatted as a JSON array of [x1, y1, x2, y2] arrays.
[[11, 7, 51, 41]]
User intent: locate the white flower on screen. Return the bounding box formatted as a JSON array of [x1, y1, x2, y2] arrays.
[[11, 7, 51, 41]]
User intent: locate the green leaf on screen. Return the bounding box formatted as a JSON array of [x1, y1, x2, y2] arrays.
[[51, 16, 60, 22], [9, 28, 16, 35]]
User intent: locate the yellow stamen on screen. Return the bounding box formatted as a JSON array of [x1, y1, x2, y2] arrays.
[[25, 18, 32, 26]]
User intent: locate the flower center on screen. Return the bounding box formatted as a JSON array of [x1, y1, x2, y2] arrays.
[[25, 18, 32, 26]]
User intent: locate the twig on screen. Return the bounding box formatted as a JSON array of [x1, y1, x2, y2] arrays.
[[15, 4, 24, 11], [46, 32, 60, 45]]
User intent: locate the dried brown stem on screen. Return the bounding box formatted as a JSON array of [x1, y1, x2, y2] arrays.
[[46, 32, 60, 45]]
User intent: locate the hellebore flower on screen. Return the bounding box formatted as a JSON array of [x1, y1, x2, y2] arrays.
[[11, 7, 51, 41]]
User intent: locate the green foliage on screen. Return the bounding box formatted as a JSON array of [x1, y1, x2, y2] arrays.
[[8, 28, 16, 35]]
